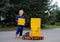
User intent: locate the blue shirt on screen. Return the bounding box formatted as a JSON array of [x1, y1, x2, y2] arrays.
[[16, 15, 24, 22]]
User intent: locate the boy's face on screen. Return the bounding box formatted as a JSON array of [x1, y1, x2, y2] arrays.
[[19, 10, 24, 16]]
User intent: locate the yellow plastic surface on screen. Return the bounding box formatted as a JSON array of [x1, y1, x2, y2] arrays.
[[18, 18, 25, 25], [30, 18, 41, 36]]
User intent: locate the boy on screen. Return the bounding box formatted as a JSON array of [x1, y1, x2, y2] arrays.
[[16, 10, 24, 37]]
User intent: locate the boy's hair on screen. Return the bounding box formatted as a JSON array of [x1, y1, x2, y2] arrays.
[[19, 10, 24, 12]]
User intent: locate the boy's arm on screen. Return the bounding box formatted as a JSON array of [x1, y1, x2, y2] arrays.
[[16, 16, 18, 22]]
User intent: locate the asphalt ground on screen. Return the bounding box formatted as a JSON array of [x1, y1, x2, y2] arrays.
[[0, 28, 60, 42]]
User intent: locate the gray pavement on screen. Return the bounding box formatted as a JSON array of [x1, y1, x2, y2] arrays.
[[0, 28, 60, 42]]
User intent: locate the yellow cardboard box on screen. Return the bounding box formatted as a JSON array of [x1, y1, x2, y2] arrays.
[[18, 18, 25, 25]]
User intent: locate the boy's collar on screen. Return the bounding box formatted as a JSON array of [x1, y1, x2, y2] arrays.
[[18, 15, 23, 16]]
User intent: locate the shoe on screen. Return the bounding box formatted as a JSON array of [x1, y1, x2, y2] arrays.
[[19, 36, 22, 38]]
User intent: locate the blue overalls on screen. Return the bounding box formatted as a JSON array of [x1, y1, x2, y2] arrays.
[[16, 15, 24, 36]]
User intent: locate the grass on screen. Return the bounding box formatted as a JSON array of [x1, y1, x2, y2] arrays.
[[0, 25, 60, 31], [45, 25, 60, 28], [0, 27, 17, 31], [0, 27, 30, 31]]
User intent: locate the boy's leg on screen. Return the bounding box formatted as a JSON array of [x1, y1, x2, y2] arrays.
[[16, 26, 21, 35], [16, 29, 20, 35], [19, 26, 23, 36]]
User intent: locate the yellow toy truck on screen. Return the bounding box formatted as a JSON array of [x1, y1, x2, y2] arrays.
[[22, 18, 44, 40]]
